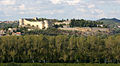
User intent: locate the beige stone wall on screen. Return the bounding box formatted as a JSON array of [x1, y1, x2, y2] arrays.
[[19, 18, 52, 29], [19, 19, 24, 27], [54, 21, 71, 25], [59, 27, 92, 32], [59, 27, 109, 32], [23, 19, 44, 29], [44, 20, 49, 29]]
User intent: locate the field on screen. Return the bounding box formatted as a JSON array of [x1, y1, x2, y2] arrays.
[[0, 63, 120, 66]]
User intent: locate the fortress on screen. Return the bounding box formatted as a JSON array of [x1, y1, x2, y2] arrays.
[[19, 17, 52, 29]]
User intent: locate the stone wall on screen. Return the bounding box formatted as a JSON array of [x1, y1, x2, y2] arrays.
[[23, 19, 44, 29], [58, 27, 110, 33], [54, 21, 71, 25], [19, 18, 51, 29]]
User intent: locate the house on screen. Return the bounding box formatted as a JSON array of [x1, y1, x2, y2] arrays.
[[117, 26, 120, 28], [28, 29, 34, 31], [97, 24, 104, 27], [8, 28, 13, 32], [12, 32, 21, 36], [0, 30, 6, 36], [16, 32, 21, 36], [8, 28, 17, 33]]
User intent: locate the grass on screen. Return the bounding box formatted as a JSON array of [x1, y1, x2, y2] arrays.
[[0, 63, 120, 66]]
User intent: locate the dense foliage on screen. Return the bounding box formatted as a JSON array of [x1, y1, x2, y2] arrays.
[[0, 63, 120, 66], [70, 19, 105, 27], [24, 28, 83, 36], [0, 22, 18, 30], [0, 34, 120, 63]]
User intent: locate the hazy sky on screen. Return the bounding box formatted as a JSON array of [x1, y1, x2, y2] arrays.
[[0, 0, 120, 21]]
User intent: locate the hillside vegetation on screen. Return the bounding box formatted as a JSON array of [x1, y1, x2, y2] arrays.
[[70, 19, 105, 27], [98, 18, 120, 28], [0, 22, 18, 30]]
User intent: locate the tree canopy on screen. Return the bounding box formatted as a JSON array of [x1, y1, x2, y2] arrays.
[[70, 19, 105, 27], [0, 34, 120, 63]]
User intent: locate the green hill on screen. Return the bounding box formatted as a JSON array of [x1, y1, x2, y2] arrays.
[[98, 18, 120, 28]]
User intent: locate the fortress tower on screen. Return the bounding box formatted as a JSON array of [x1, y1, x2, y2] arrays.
[[19, 19, 25, 27]]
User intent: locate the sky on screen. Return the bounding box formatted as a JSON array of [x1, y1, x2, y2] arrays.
[[0, 0, 120, 21]]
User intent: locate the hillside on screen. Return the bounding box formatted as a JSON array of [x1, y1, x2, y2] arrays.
[[98, 18, 120, 28], [0, 22, 18, 29]]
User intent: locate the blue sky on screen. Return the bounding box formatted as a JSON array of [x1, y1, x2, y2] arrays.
[[0, 0, 120, 21]]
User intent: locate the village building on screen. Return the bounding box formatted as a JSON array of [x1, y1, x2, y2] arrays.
[[0, 30, 6, 36], [54, 20, 71, 28], [8, 28, 17, 33], [54, 20, 71, 25], [117, 25, 120, 28], [12, 32, 22, 36], [97, 24, 104, 27]]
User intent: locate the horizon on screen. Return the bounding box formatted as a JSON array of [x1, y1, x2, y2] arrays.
[[1, 17, 120, 21], [0, 0, 120, 21]]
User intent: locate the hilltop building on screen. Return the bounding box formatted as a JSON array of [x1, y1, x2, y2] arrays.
[[19, 17, 53, 29], [54, 20, 71, 28], [54, 21, 71, 25]]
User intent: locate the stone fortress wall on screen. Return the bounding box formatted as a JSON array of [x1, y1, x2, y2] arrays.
[[19, 17, 52, 29]]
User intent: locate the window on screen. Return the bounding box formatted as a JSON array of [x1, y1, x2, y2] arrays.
[[32, 25, 34, 27], [36, 25, 39, 28], [27, 24, 30, 26]]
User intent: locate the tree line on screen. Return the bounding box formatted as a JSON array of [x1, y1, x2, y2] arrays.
[[0, 34, 120, 63], [70, 19, 106, 28]]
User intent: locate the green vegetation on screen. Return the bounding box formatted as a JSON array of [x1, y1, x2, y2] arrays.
[[0, 18, 120, 64], [53, 24, 63, 28], [24, 28, 109, 36], [0, 34, 120, 63], [70, 19, 105, 27], [113, 28, 120, 34], [98, 18, 120, 28], [0, 63, 120, 66], [25, 28, 65, 36], [0, 22, 18, 30]]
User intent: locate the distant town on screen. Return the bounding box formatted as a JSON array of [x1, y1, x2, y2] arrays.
[[0, 17, 120, 36]]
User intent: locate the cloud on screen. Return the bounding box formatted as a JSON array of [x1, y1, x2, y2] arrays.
[[19, 4, 25, 10], [0, 0, 16, 5], [77, 8, 86, 12], [50, 0, 60, 4], [49, 10, 64, 14], [88, 4, 95, 8], [115, 0, 120, 4], [50, 0, 82, 5], [0, 0, 120, 21], [94, 9, 103, 14], [66, 0, 82, 5], [90, 8, 104, 15]]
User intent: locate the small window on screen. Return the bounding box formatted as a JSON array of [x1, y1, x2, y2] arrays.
[[36, 25, 39, 27], [27, 24, 30, 26], [32, 25, 34, 27]]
